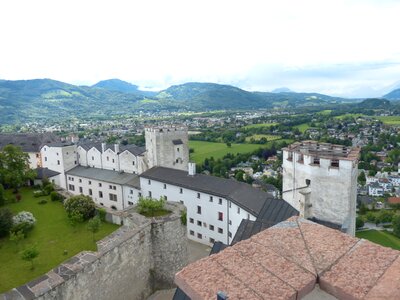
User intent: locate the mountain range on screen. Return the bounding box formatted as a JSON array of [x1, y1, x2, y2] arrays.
[[0, 78, 397, 124]]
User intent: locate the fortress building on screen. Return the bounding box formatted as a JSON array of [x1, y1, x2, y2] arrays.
[[282, 141, 360, 236]]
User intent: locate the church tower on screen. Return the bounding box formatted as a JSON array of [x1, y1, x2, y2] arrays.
[[145, 125, 189, 171]]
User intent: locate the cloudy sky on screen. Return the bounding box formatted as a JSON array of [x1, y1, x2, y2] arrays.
[[1, 0, 400, 97]]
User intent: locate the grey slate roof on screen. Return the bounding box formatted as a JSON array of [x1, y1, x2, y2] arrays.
[[34, 167, 60, 179], [77, 142, 145, 155], [0, 133, 60, 152], [66, 166, 139, 186], [140, 167, 289, 217]]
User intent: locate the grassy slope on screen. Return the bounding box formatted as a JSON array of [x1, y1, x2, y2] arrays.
[[0, 188, 119, 292], [189, 139, 292, 163], [356, 230, 400, 251], [375, 116, 400, 125], [294, 123, 310, 133], [245, 134, 282, 142], [243, 122, 278, 129]]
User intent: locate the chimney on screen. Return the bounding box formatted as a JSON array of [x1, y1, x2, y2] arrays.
[[101, 143, 106, 153], [188, 162, 196, 176], [114, 144, 120, 154]]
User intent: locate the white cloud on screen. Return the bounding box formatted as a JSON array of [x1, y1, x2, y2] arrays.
[[0, 0, 399, 97]]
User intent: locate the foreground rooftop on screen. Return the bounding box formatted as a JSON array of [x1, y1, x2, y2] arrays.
[[175, 217, 400, 299]]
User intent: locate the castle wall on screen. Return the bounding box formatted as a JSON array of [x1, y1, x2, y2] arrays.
[[0, 203, 188, 300]]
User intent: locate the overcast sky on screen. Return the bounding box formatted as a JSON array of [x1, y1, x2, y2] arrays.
[[1, 0, 400, 97]]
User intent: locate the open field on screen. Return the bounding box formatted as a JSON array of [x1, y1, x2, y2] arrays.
[[375, 116, 400, 125], [317, 110, 332, 115], [294, 123, 310, 133], [243, 122, 278, 129], [189, 139, 292, 163], [0, 188, 119, 292], [334, 113, 365, 120], [356, 230, 400, 251], [245, 134, 282, 142]]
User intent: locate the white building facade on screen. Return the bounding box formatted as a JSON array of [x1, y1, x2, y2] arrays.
[[282, 141, 360, 236]]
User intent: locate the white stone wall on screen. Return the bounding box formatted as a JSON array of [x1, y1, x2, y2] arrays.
[[101, 148, 119, 171], [282, 149, 357, 236], [28, 152, 40, 169], [123, 185, 141, 207], [139, 177, 255, 246], [76, 146, 88, 167], [119, 151, 139, 174], [87, 148, 102, 169], [145, 127, 189, 171], [66, 175, 125, 210]]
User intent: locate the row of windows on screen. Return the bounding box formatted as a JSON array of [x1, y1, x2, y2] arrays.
[[68, 185, 118, 201], [189, 218, 224, 233]]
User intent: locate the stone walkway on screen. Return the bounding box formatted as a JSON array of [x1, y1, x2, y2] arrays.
[[147, 239, 211, 300]]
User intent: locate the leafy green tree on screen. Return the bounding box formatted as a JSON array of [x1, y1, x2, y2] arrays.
[[358, 171, 366, 186], [358, 203, 368, 215], [392, 214, 400, 238], [68, 211, 84, 231], [356, 217, 365, 229], [9, 230, 24, 252], [137, 196, 166, 217], [64, 195, 96, 220], [21, 245, 39, 270], [87, 216, 101, 241], [0, 184, 5, 206], [0, 208, 13, 237], [226, 142, 232, 148], [235, 170, 245, 182], [0, 145, 36, 192]]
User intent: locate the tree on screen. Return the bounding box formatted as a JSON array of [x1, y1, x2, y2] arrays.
[[137, 196, 166, 217], [0, 184, 5, 206], [356, 217, 365, 229], [358, 203, 368, 215], [64, 195, 96, 220], [235, 170, 245, 182], [0, 208, 13, 237], [358, 171, 366, 186], [21, 245, 39, 270], [87, 216, 101, 241], [9, 230, 24, 252], [226, 142, 232, 148], [68, 211, 84, 231], [392, 214, 400, 238], [0, 145, 36, 192]]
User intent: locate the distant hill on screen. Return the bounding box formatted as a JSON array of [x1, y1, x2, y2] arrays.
[[358, 98, 392, 109], [271, 87, 293, 93], [92, 79, 157, 97], [0, 79, 359, 124], [384, 89, 400, 100]]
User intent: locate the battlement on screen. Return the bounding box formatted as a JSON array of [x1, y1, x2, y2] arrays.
[[144, 125, 188, 133], [283, 140, 360, 161]]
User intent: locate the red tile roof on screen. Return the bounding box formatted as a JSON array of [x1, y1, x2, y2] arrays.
[[388, 197, 400, 204], [175, 217, 400, 300]]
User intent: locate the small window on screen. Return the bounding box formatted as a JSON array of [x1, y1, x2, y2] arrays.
[[237, 207, 240, 214], [247, 214, 250, 219], [56, 152, 59, 156], [218, 212, 223, 221], [177, 147, 180, 152], [99, 191, 103, 198], [45, 157, 47, 161], [219, 198, 222, 205], [128, 201, 133, 205], [109, 194, 117, 201], [197, 233, 202, 239], [189, 230, 194, 236], [229, 202, 231, 208], [228, 231, 232, 238], [112, 159, 115, 163], [132, 161, 135, 165], [113, 186, 116, 190], [92, 156, 94, 160], [148, 191, 152, 197], [163, 183, 167, 189], [111, 205, 117, 210], [89, 189, 92, 196], [197, 192, 200, 199], [209, 196, 213, 202], [229, 220, 232, 225], [57, 160, 60, 165], [180, 188, 183, 194], [88, 181, 91, 185], [68, 184, 75, 191], [164, 195, 167, 200], [130, 189, 134, 194], [79, 187, 83, 193], [109, 185, 113, 189], [189, 218, 194, 224], [331, 159, 339, 168], [210, 224, 215, 231], [138, 192, 142, 197], [313, 157, 320, 165], [197, 220, 202, 226], [79, 179, 82, 183], [209, 238, 215, 244], [107, 156, 109, 161], [148, 179, 151, 185], [218, 228, 223, 234], [197, 206, 201, 214], [99, 183, 102, 187], [287, 152, 293, 161]]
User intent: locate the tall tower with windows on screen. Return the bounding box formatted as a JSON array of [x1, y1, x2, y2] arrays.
[[144, 125, 189, 171], [282, 141, 360, 236]]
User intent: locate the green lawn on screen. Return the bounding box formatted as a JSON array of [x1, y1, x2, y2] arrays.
[[189, 139, 292, 163], [375, 116, 400, 125], [356, 230, 400, 251], [294, 123, 310, 133], [334, 113, 365, 120], [245, 134, 282, 142], [243, 122, 278, 129], [0, 188, 119, 293]]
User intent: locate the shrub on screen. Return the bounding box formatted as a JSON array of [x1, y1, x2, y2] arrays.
[[64, 195, 96, 221], [38, 199, 47, 205], [33, 190, 46, 197], [180, 210, 187, 225], [356, 217, 364, 229], [11, 222, 34, 237], [0, 208, 13, 237], [87, 216, 101, 241], [97, 208, 107, 222], [21, 245, 39, 270], [43, 184, 55, 195], [50, 191, 62, 202], [137, 196, 166, 217], [393, 214, 400, 238], [365, 212, 376, 223], [376, 210, 394, 225], [12, 211, 36, 236]]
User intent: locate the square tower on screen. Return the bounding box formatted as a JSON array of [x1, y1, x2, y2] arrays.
[[145, 125, 189, 171], [282, 141, 360, 236]]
